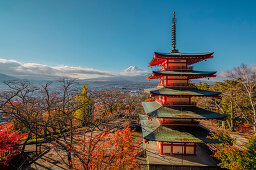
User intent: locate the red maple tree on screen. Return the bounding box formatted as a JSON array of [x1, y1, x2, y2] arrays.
[[0, 123, 26, 166]]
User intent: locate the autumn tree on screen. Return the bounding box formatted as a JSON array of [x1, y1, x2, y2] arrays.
[[195, 77, 255, 131], [212, 135, 256, 170], [0, 80, 143, 169], [213, 146, 247, 170], [0, 80, 42, 154], [72, 123, 141, 170], [0, 123, 26, 166], [244, 136, 256, 169], [96, 89, 125, 116], [0, 79, 81, 168], [228, 64, 256, 132], [74, 85, 94, 126], [211, 80, 243, 131]]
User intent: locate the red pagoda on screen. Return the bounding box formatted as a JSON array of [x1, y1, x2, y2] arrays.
[[140, 12, 226, 166]]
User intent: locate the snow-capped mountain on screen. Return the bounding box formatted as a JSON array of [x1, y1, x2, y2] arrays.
[[120, 66, 150, 76], [123, 66, 143, 72]]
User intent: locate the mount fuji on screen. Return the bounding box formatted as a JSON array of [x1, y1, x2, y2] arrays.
[[119, 66, 150, 76], [123, 66, 143, 72]]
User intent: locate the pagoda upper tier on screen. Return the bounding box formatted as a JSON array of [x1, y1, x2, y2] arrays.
[[148, 52, 214, 67]]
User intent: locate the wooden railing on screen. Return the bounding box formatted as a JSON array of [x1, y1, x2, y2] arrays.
[[158, 83, 194, 87], [168, 83, 188, 87], [166, 66, 193, 70], [167, 102, 196, 106]]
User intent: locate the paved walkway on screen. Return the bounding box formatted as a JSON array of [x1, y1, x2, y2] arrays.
[[26, 143, 68, 170]]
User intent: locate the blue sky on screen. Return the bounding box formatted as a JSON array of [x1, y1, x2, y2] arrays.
[[0, 0, 255, 79]]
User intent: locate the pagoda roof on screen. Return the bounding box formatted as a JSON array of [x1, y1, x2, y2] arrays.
[[144, 87, 221, 97], [148, 52, 214, 67], [147, 70, 216, 79], [140, 115, 219, 143], [142, 101, 226, 119], [155, 52, 214, 57]]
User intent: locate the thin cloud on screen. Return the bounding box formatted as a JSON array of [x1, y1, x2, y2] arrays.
[[0, 59, 114, 80]]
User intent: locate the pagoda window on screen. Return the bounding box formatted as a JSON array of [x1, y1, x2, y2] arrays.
[[186, 144, 196, 154], [159, 142, 196, 155], [173, 144, 184, 154], [163, 145, 172, 154]]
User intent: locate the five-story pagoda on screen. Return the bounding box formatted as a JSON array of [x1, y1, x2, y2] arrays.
[[140, 12, 226, 165]]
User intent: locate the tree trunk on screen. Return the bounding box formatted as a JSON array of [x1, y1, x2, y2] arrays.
[[68, 118, 73, 169], [222, 121, 225, 129], [21, 132, 32, 154]]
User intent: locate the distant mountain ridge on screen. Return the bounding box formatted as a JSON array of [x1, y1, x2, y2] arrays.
[[0, 73, 18, 81]]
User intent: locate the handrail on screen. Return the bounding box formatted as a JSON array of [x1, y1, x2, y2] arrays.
[[167, 102, 196, 106], [157, 83, 193, 87], [165, 66, 193, 70]]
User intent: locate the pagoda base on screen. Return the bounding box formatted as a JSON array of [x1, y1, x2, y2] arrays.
[[144, 141, 217, 167]]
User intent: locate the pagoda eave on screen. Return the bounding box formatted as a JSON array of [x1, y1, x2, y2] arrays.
[[154, 52, 214, 58], [140, 115, 220, 144], [148, 52, 214, 67], [143, 101, 227, 120], [148, 115, 226, 120], [144, 87, 221, 97], [147, 72, 216, 79], [148, 93, 220, 97]]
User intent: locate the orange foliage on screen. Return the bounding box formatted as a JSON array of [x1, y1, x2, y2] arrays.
[[72, 123, 141, 169], [213, 146, 248, 170]]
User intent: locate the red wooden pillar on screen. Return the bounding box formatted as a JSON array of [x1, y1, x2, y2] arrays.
[[160, 142, 163, 154], [171, 143, 173, 153]]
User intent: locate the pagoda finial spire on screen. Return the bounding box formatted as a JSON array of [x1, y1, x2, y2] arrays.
[[170, 11, 179, 53]]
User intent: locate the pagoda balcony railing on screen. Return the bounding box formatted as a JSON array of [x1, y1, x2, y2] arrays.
[[155, 99, 196, 106], [169, 83, 189, 87], [158, 83, 191, 87], [167, 102, 196, 106], [160, 66, 193, 70]]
